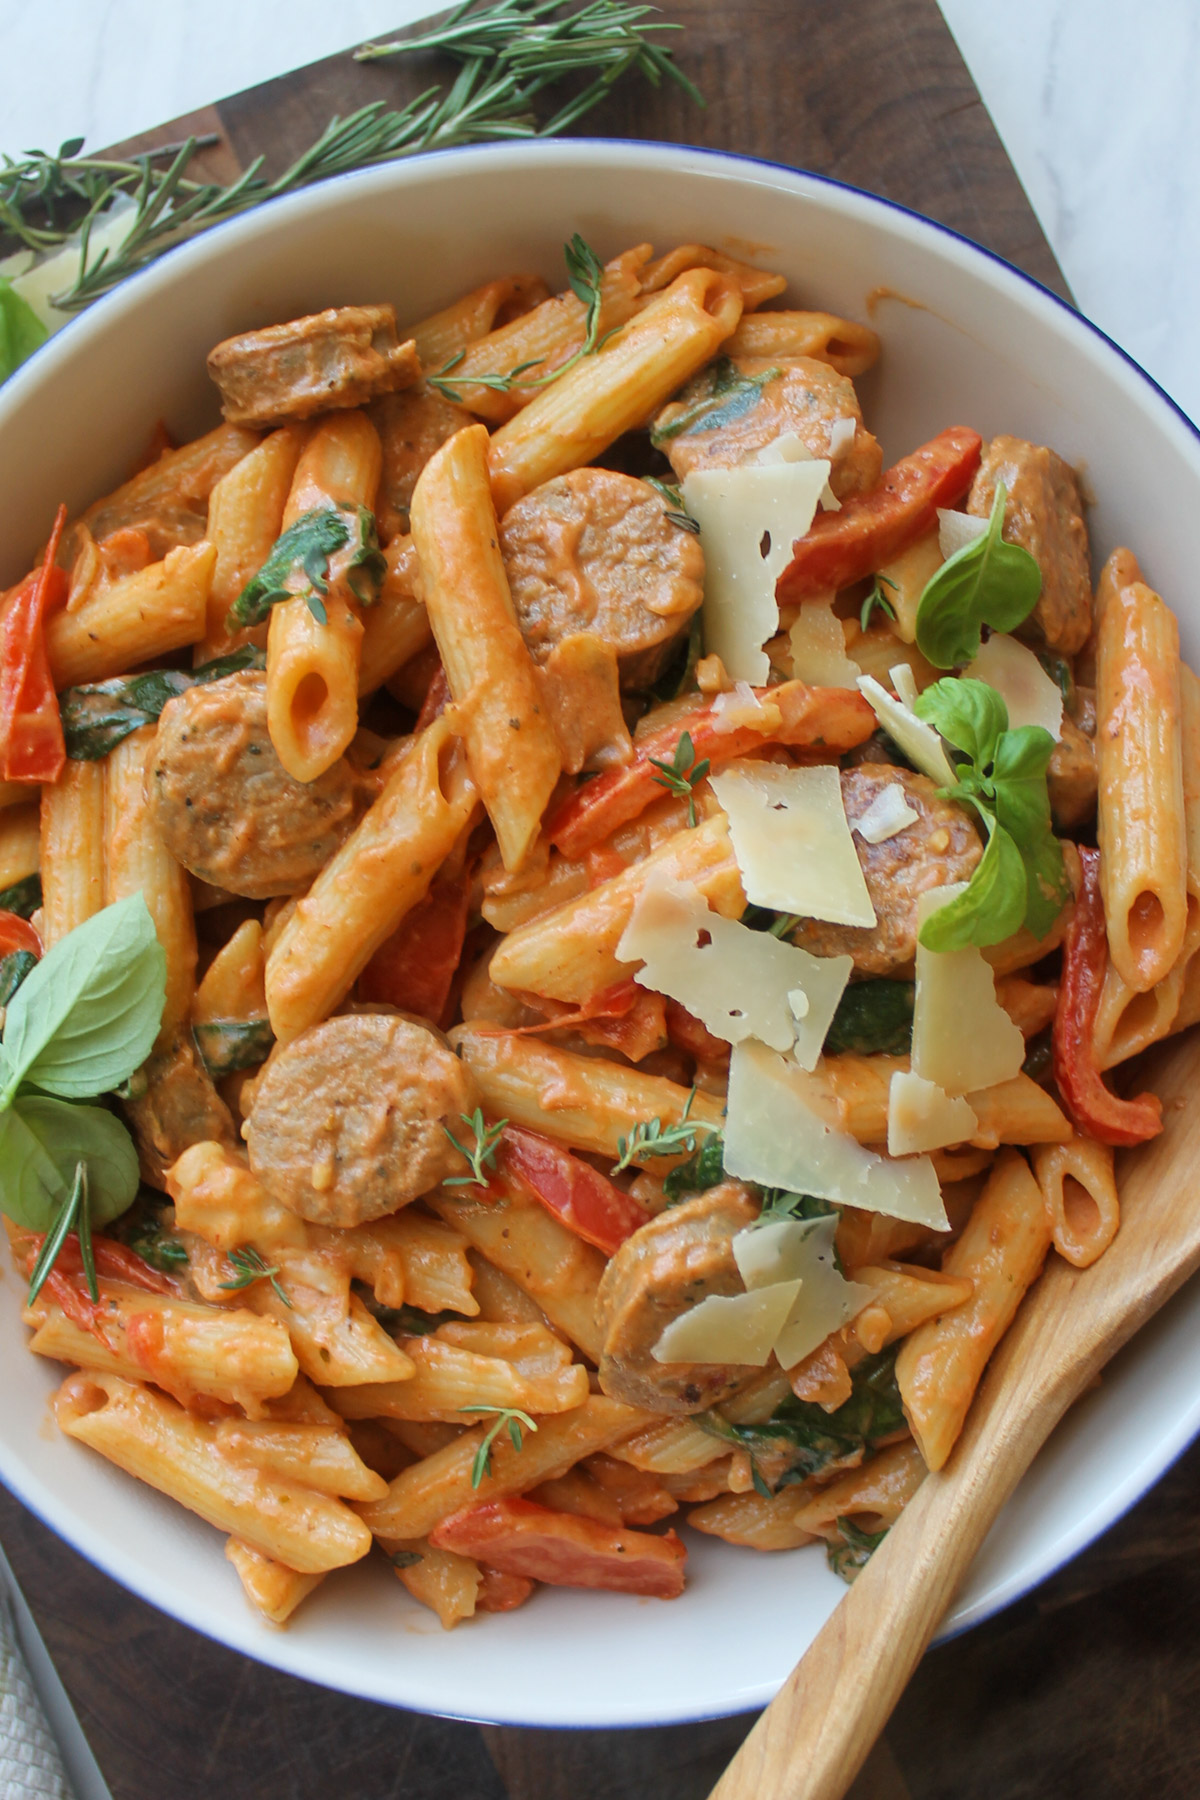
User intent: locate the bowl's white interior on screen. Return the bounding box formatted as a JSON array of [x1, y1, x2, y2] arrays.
[[2, 141, 1198, 1729]]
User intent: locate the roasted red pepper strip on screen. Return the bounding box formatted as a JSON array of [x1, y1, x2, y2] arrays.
[[358, 874, 470, 1029], [500, 1124, 651, 1255], [776, 426, 983, 603], [0, 503, 68, 783], [31, 1233, 175, 1296], [1052, 846, 1163, 1146], [546, 679, 874, 859], [431, 1497, 687, 1598], [0, 909, 41, 958]]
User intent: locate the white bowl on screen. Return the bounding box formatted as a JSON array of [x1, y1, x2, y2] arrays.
[[2, 140, 1199, 1730]]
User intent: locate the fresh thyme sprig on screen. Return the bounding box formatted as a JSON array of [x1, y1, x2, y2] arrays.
[[648, 730, 710, 826], [463, 1404, 538, 1486], [2, 0, 701, 321], [443, 1109, 508, 1187], [27, 1161, 94, 1308], [646, 476, 700, 534], [426, 232, 607, 402], [219, 1245, 292, 1308], [860, 573, 897, 631], [611, 1090, 712, 1173]]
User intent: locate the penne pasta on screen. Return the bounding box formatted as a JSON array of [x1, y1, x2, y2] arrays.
[[200, 422, 310, 658], [722, 308, 880, 376], [225, 1536, 325, 1626], [409, 422, 560, 871], [39, 759, 106, 943], [402, 271, 553, 372], [0, 803, 40, 888], [1031, 1136, 1120, 1268], [47, 542, 214, 687]]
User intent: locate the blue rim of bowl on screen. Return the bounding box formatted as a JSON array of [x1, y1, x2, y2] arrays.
[[3, 134, 1200, 1728]]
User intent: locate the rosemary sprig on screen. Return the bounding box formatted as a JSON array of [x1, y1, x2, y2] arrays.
[[648, 730, 710, 826], [646, 476, 700, 534], [3, 0, 702, 322], [443, 1109, 507, 1187], [611, 1090, 712, 1173], [426, 232, 606, 402], [860, 573, 898, 631], [27, 1161, 94, 1307], [767, 913, 803, 939], [463, 1404, 539, 1486], [219, 1245, 292, 1308]]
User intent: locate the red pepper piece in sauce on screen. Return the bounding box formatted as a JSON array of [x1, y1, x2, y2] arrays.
[[431, 1497, 687, 1598], [0, 503, 69, 783], [500, 1124, 651, 1255], [776, 426, 983, 603], [1052, 846, 1163, 1146]]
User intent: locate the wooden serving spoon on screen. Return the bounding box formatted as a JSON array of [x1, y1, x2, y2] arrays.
[[709, 1029, 1200, 1800]]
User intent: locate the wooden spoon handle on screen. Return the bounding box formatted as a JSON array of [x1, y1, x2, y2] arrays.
[[707, 1406, 1036, 1800]]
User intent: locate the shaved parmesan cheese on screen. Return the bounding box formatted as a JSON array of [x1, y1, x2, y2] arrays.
[[938, 508, 988, 560], [651, 1280, 801, 1366], [965, 634, 1064, 740], [887, 1070, 979, 1156], [890, 662, 921, 709], [788, 596, 861, 689], [911, 885, 1026, 1095], [616, 873, 851, 1066], [828, 416, 857, 459], [857, 674, 956, 786], [852, 783, 919, 845], [712, 760, 875, 928], [724, 1040, 949, 1229], [756, 431, 841, 511], [772, 1219, 875, 1371], [710, 681, 782, 735], [683, 459, 831, 682]]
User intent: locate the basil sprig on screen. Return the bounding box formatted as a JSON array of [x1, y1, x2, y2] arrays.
[[914, 677, 1069, 952], [60, 644, 265, 761], [0, 894, 166, 1233], [228, 504, 385, 630], [915, 482, 1042, 668]]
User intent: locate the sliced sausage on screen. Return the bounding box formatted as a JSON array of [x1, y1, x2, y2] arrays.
[[208, 305, 420, 428], [369, 387, 473, 541], [790, 764, 983, 975], [500, 468, 704, 689], [149, 670, 366, 899], [652, 354, 881, 498], [1048, 689, 1098, 831], [967, 435, 1092, 654], [596, 1183, 760, 1415], [246, 1012, 478, 1227]]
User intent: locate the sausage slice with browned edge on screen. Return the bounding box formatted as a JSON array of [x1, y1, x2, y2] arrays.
[[208, 304, 420, 428]]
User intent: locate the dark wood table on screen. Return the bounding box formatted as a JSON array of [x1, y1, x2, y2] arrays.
[[4, 4, 1199, 1796]]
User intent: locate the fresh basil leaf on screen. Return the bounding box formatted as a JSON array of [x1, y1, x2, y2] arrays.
[[0, 949, 37, 1010], [228, 507, 352, 628], [0, 893, 166, 1104], [60, 644, 265, 761], [192, 1017, 274, 1081], [650, 357, 781, 445], [0, 1095, 138, 1230], [0, 872, 42, 919], [989, 725, 1056, 839], [914, 676, 1008, 766], [917, 823, 1027, 952], [823, 979, 915, 1056], [345, 505, 386, 607], [915, 483, 1042, 669], [662, 1131, 727, 1201], [0, 277, 48, 383]]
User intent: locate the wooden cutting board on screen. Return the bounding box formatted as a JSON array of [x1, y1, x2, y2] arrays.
[[12, 6, 1198, 1799]]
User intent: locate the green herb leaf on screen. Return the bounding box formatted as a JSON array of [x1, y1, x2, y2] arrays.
[[106, 1187, 189, 1273], [823, 979, 915, 1057], [219, 1245, 291, 1307], [827, 1513, 889, 1583], [0, 1095, 139, 1231], [27, 1161, 89, 1308], [0, 872, 43, 919], [59, 644, 264, 761], [859, 575, 897, 631], [228, 507, 357, 629], [755, 1190, 837, 1228], [915, 674, 1007, 767], [0, 894, 166, 1106], [192, 1017, 275, 1082], [0, 276, 48, 382], [662, 1131, 726, 1201], [442, 1109, 507, 1187], [463, 1404, 538, 1487], [427, 236, 607, 401], [388, 1549, 424, 1569], [612, 1092, 711, 1173], [914, 483, 1042, 669], [645, 476, 700, 535], [0, 949, 38, 1011], [918, 822, 1027, 952], [650, 357, 781, 445], [648, 730, 710, 827]]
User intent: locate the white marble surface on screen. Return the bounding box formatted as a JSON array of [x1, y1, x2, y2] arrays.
[[0, 0, 1196, 421]]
